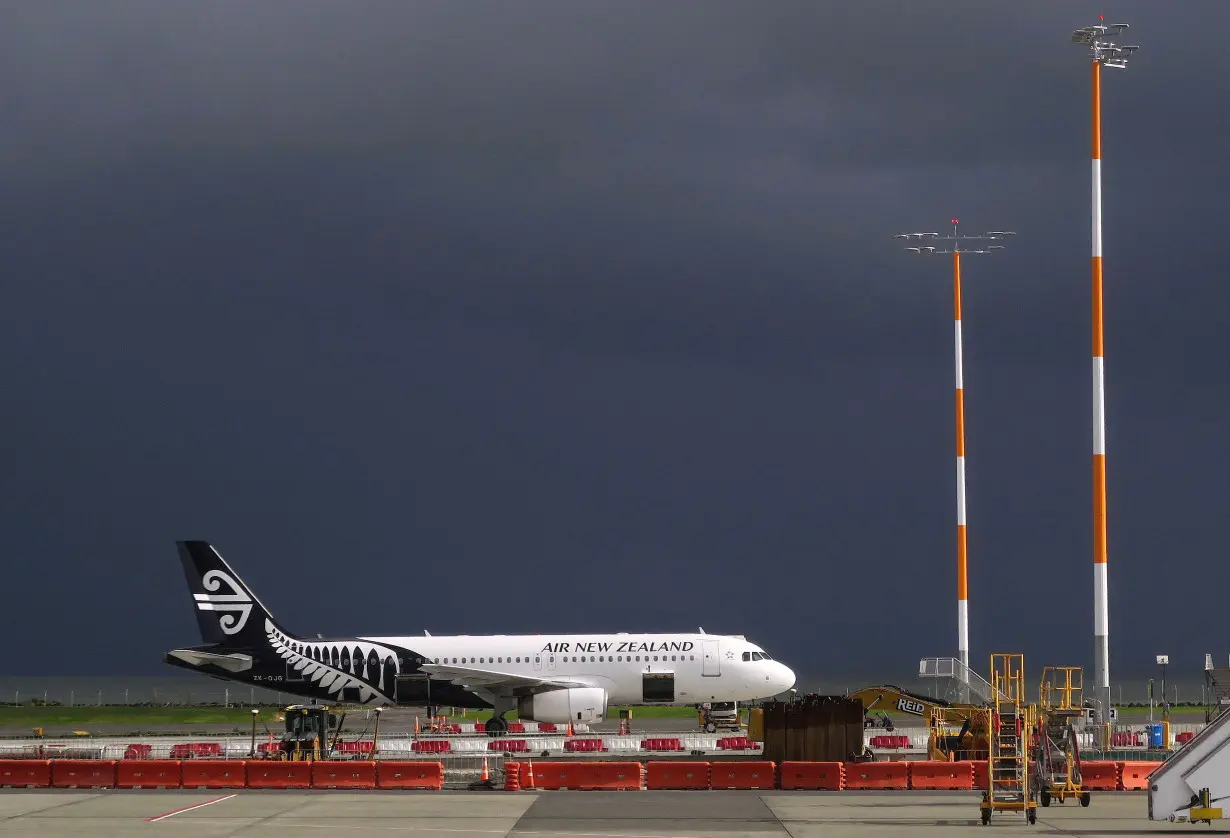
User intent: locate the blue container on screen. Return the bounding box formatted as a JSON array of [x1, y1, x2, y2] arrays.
[[1148, 723, 1164, 748]]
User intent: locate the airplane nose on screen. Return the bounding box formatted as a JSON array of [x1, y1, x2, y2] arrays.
[[775, 663, 796, 692]]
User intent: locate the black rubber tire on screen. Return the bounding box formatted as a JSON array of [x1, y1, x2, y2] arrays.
[[485, 716, 508, 737], [1079, 792, 1091, 807], [1040, 791, 1051, 807], [1027, 809, 1037, 825]]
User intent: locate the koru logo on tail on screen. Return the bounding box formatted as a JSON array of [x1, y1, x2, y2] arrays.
[[194, 569, 253, 635]]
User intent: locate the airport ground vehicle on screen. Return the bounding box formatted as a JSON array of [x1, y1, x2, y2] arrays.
[[265, 704, 345, 760], [697, 701, 742, 732], [1033, 666, 1090, 808]]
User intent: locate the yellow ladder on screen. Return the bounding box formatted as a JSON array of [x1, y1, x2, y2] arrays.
[[981, 654, 1037, 826]]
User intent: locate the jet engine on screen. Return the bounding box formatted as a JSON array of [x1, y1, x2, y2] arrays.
[[516, 687, 607, 724]]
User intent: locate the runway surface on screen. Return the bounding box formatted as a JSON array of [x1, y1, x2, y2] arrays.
[[0, 789, 1180, 837]]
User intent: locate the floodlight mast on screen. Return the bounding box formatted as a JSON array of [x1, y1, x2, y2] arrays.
[[1071, 15, 1138, 729], [894, 220, 1015, 703]]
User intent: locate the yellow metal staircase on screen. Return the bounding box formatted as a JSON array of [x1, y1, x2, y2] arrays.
[[980, 654, 1038, 826], [1035, 666, 1090, 808]]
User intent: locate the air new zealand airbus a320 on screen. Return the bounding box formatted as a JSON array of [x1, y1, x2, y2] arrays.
[[166, 541, 796, 736]]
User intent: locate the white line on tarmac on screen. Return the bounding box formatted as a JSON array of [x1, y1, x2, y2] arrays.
[[145, 794, 237, 823]]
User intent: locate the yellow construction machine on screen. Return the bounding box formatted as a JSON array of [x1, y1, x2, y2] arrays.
[[268, 704, 348, 761], [848, 684, 984, 729]]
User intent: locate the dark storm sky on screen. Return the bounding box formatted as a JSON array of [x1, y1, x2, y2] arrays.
[[3, 0, 1228, 686]]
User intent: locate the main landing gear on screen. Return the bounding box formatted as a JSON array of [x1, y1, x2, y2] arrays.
[[485, 715, 509, 737]]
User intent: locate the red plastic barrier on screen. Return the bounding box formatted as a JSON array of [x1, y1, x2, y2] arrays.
[[1119, 761, 1161, 791], [716, 737, 755, 750], [247, 761, 312, 789], [311, 760, 376, 790], [1177, 731, 1195, 745], [170, 742, 224, 760], [1079, 760, 1120, 791], [115, 759, 181, 789], [0, 759, 51, 788], [332, 741, 374, 755], [538, 723, 558, 733], [640, 738, 683, 751], [376, 761, 445, 790], [869, 735, 911, 749], [970, 760, 989, 790], [564, 738, 606, 753], [51, 759, 116, 788], [1112, 732, 1143, 748], [780, 761, 844, 791], [488, 739, 529, 752], [181, 759, 246, 789], [645, 761, 710, 790], [123, 744, 153, 760], [412, 739, 452, 753], [909, 761, 974, 790], [843, 760, 909, 790], [711, 761, 775, 790], [508, 723, 527, 734]]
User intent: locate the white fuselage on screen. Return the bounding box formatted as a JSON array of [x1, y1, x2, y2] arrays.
[[360, 631, 796, 706]]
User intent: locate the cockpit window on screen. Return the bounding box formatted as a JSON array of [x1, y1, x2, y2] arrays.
[[751, 652, 763, 661], [742, 652, 751, 661]]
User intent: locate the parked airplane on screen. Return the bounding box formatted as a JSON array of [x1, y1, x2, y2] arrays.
[[165, 541, 796, 735]]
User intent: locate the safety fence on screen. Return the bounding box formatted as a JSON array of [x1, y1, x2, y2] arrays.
[[0, 757, 1167, 792]]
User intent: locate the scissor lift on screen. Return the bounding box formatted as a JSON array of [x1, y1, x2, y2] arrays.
[[1034, 666, 1091, 808], [980, 654, 1038, 826]]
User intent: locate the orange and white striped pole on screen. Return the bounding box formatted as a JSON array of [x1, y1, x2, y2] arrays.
[[1071, 16, 1137, 724], [953, 244, 969, 686], [895, 221, 1014, 698]]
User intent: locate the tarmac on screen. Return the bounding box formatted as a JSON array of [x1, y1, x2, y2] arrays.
[[0, 789, 1196, 837]]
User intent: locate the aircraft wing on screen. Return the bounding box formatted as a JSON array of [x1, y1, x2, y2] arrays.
[[419, 663, 594, 697]]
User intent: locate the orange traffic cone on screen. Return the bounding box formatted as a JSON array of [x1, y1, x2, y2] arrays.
[[526, 759, 535, 789], [481, 756, 490, 782], [566, 722, 573, 737], [414, 716, 420, 734]]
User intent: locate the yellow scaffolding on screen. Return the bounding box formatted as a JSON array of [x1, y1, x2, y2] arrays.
[[1035, 666, 1091, 807], [980, 653, 1038, 826]]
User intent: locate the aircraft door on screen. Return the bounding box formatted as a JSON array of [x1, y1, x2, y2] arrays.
[[701, 640, 721, 677], [642, 672, 675, 702]]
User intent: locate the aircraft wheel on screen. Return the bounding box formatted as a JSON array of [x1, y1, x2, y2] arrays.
[[485, 716, 508, 737]]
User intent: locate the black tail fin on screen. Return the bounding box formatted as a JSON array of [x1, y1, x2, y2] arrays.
[[177, 540, 291, 649]]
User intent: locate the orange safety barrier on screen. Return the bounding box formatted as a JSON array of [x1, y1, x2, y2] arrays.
[[0, 759, 51, 788], [376, 761, 445, 791], [1078, 760, 1120, 791], [969, 760, 989, 790], [412, 739, 452, 753], [51, 759, 117, 789], [504, 761, 521, 791], [711, 761, 775, 790], [843, 760, 909, 790], [640, 738, 683, 751], [181, 759, 247, 789], [1119, 761, 1161, 791], [521, 761, 642, 791], [247, 761, 312, 789], [116, 760, 182, 789], [311, 760, 376, 790], [779, 761, 844, 791], [908, 761, 974, 790], [645, 761, 710, 790], [488, 739, 530, 752], [564, 738, 606, 753]]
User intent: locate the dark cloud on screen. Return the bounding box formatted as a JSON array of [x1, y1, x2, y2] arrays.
[[1, 0, 1228, 689]]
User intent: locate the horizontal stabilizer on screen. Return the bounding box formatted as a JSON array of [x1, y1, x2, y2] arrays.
[[166, 648, 254, 673]]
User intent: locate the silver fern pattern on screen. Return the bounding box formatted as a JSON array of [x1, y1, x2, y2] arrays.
[[264, 619, 402, 704]]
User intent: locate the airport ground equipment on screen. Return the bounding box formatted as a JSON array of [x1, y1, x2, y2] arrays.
[[847, 684, 984, 729], [927, 704, 989, 762], [1204, 654, 1230, 723], [980, 654, 1037, 826], [270, 704, 345, 761], [1034, 666, 1090, 807], [697, 701, 742, 733], [1148, 690, 1230, 824]]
